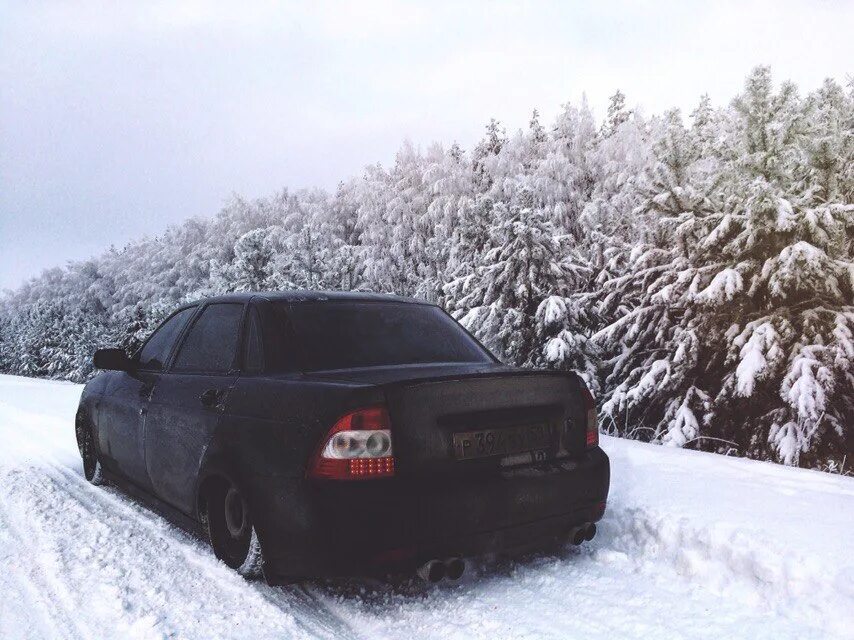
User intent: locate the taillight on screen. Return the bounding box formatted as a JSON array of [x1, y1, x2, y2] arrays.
[[581, 383, 598, 448], [306, 406, 396, 480]]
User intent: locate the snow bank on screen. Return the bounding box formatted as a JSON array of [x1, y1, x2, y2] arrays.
[[601, 435, 854, 637]]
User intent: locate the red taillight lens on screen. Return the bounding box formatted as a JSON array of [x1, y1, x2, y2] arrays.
[[581, 383, 598, 448], [306, 406, 396, 480]]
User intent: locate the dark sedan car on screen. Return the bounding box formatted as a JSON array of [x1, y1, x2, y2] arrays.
[[75, 292, 610, 584]]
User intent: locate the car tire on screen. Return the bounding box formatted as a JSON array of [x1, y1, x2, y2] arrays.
[[75, 411, 104, 485], [203, 477, 264, 578]]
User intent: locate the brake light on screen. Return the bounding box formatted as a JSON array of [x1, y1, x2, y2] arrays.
[[306, 406, 396, 480], [581, 383, 598, 448]]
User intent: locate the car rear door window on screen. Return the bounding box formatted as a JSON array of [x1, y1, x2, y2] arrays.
[[137, 307, 196, 371], [172, 303, 244, 373]]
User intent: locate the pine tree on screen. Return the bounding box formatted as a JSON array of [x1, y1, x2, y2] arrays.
[[591, 108, 714, 445], [443, 195, 495, 314], [580, 107, 653, 246], [530, 98, 599, 236], [414, 143, 471, 303], [230, 228, 275, 292], [602, 90, 632, 138], [456, 189, 581, 365], [472, 118, 506, 190], [594, 67, 854, 466], [0, 312, 11, 373]]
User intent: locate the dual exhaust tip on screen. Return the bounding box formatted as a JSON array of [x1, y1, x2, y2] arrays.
[[417, 524, 596, 582], [417, 557, 465, 583], [570, 522, 597, 546]]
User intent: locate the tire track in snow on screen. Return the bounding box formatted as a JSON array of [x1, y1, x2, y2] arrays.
[[259, 584, 366, 640], [0, 484, 95, 640], [48, 463, 363, 640], [0, 462, 325, 640]]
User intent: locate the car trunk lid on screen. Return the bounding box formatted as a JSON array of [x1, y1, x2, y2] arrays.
[[305, 364, 587, 478], [385, 369, 586, 478]]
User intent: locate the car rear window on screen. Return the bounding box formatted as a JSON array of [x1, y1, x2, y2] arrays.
[[280, 301, 493, 371]]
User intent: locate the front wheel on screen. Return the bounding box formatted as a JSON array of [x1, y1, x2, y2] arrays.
[[75, 412, 104, 485], [203, 478, 263, 578]]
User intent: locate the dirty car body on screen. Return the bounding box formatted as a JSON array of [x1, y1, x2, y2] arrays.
[[76, 291, 610, 583]]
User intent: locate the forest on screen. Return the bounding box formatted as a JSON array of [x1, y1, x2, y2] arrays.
[[1, 67, 852, 471]]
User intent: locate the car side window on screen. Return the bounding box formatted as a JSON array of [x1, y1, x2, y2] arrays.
[[137, 307, 196, 371], [262, 302, 299, 372], [242, 306, 264, 374], [172, 303, 244, 374]]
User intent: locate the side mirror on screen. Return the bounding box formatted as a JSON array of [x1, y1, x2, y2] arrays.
[[93, 348, 133, 372]]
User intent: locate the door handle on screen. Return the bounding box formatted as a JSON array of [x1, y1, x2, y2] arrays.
[[199, 389, 219, 407], [201, 388, 230, 412]]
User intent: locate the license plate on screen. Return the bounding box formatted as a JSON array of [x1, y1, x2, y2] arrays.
[[453, 423, 552, 461]]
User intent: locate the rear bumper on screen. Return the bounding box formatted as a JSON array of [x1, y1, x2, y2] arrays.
[[261, 447, 609, 581]]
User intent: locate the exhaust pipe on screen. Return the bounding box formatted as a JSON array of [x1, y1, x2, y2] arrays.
[[444, 557, 465, 581], [569, 523, 597, 545], [417, 560, 446, 583]]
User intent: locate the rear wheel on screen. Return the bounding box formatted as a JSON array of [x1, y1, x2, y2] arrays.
[[203, 477, 263, 578], [75, 412, 103, 485]]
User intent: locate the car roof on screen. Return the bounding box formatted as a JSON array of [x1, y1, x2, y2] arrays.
[[184, 290, 431, 307]]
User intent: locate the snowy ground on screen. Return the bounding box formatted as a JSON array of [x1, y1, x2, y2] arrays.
[[0, 374, 851, 640]]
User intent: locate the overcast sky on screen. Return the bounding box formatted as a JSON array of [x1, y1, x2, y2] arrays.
[[1, 1, 852, 290]]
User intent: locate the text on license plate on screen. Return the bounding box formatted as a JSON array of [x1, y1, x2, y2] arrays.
[[453, 423, 552, 460]]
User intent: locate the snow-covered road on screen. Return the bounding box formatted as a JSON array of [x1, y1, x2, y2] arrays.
[[0, 374, 851, 640]]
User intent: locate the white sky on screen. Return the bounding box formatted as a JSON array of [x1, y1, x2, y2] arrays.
[[1, 0, 852, 290]]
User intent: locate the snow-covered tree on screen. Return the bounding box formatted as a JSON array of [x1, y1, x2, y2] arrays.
[[228, 228, 276, 292], [443, 195, 496, 314], [594, 67, 854, 466], [601, 90, 633, 138], [455, 189, 586, 365], [472, 118, 506, 190]]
